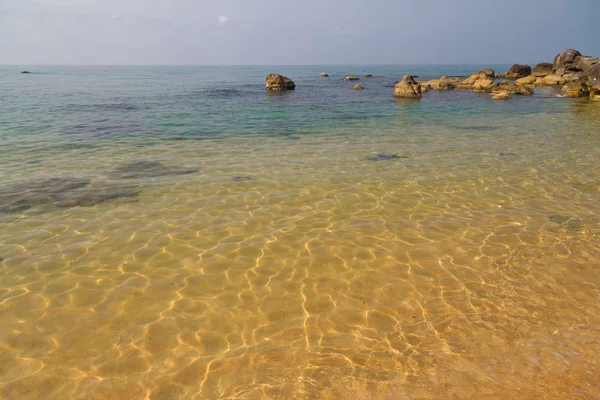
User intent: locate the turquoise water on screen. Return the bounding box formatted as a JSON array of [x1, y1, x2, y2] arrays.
[[1, 66, 600, 399]]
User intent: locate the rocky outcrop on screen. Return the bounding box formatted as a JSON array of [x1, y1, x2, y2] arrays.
[[581, 63, 600, 90], [553, 49, 582, 72], [540, 74, 567, 86], [428, 76, 460, 90], [320, 72, 329, 77], [473, 79, 494, 92], [491, 81, 534, 95], [457, 69, 496, 90], [394, 75, 422, 98], [265, 74, 296, 91], [532, 62, 553, 77], [492, 91, 511, 100], [503, 64, 531, 79], [353, 84, 365, 90], [345, 76, 360, 81], [516, 75, 537, 86]]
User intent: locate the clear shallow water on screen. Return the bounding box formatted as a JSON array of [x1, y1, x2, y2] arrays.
[[0, 66, 599, 399]]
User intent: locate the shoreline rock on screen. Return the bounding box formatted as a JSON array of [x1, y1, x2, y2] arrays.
[[353, 84, 365, 90], [501, 64, 532, 79], [320, 72, 329, 77], [394, 75, 422, 99], [492, 91, 511, 100], [345, 76, 360, 81], [266, 74, 296, 91]]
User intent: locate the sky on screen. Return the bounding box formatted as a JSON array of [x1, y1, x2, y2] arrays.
[[0, 0, 598, 65]]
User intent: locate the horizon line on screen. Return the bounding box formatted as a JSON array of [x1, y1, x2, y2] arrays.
[[1, 63, 519, 67]]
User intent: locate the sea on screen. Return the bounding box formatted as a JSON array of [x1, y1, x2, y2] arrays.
[[0, 65, 599, 399]]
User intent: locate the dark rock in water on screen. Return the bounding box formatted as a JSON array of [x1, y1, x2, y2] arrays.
[[549, 215, 570, 225], [499, 153, 518, 156], [0, 257, 3, 263], [110, 161, 199, 179], [233, 176, 252, 181], [0, 204, 33, 213], [366, 154, 408, 161], [565, 219, 584, 231], [265, 74, 296, 91], [532, 62, 553, 77], [53, 186, 140, 207], [21, 71, 31, 74], [0, 177, 91, 212], [503, 64, 532, 79]]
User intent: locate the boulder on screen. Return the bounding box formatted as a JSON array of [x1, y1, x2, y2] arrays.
[[265, 74, 296, 91], [516, 75, 537, 86], [458, 69, 496, 89], [553, 49, 582, 72], [352, 84, 365, 90], [491, 81, 534, 95], [576, 56, 599, 72], [590, 88, 600, 101], [532, 62, 553, 77], [428, 76, 460, 90], [581, 63, 600, 90], [320, 72, 329, 77], [503, 64, 531, 79], [560, 82, 589, 98], [364, 74, 373, 78], [394, 75, 422, 98], [492, 91, 511, 101], [345, 76, 360, 81], [473, 79, 495, 92], [541, 74, 567, 86]]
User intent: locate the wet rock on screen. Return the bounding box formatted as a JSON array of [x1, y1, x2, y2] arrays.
[[516, 75, 537, 86], [560, 82, 589, 98], [21, 71, 31, 74], [591, 88, 600, 102], [503, 64, 532, 79], [394, 75, 422, 99], [233, 176, 252, 181], [109, 161, 199, 179], [265, 74, 296, 91], [458, 69, 496, 89], [353, 84, 365, 90], [532, 62, 553, 77], [320, 72, 329, 77], [364, 74, 373, 78], [472, 79, 495, 92], [540, 74, 567, 86], [345, 76, 360, 81], [491, 81, 534, 95], [366, 154, 408, 161], [427, 76, 460, 90], [492, 91, 511, 100]]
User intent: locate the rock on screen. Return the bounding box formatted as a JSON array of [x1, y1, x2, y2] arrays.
[[561, 82, 589, 98], [492, 91, 511, 100], [576, 56, 600, 72], [265, 73, 296, 90], [473, 79, 494, 92], [504, 64, 532, 79], [491, 81, 534, 95], [589, 88, 600, 101], [394, 75, 422, 99], [457, 69, 496, 89], [320, 72, 329, 77], [110, 161, 199, 179], [532, 62, 553, 77], [516, 75, 537, 86], [428, 76, 460, 90], [364, 74, 373, 78], [345, 76, 360, 81], [21, 71, 31, 74], [581, 63, 600, 90], [541, 74, 567, 86], [352, 84, 365, 90], [553, 49, 582, 72]]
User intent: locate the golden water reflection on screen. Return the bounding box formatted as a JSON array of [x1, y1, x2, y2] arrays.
[[1, 115, 599, 399]]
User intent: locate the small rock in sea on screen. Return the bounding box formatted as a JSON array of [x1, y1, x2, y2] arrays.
[[265, 73, 296, 91], [353, 84, 365, 90], [394, 75, 422, 99], [233, 176, 252, 181], [21, 71, 31, 74], [320, 72, 329, 77], [364, 74, 373, 78], [345, 76, 360, 81], [532, 62, 553, 77], [366, 154, 408, 161], [549, 215, 570, 225], [492, 91, 512, 100], [502, 64, 532, 79]]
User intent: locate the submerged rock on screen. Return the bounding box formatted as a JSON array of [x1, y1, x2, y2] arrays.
[[366, 154, 408, 161], [265, 74, 296, 91], [491, 81, 534, 95], [21, 71, 31, 74], [394, 75, 422, 99], [109, 161, 199, 179], [492, 91, 511, 100], [352, 84, 365, 90], [364, 74, 373, 78], [233, 176, 252, 181], [345, 76, 360, 81]]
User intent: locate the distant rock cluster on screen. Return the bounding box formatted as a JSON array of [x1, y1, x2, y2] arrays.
[[265, 49, 599, 101]]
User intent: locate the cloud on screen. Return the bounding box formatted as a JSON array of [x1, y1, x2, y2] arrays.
[[218, 15, 229, 25]]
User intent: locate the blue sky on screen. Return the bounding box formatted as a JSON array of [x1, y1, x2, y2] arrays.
[[0, 0, 598, 65]]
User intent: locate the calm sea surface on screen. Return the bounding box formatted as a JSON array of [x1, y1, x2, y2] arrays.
[[1, 66, 599, 399]]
